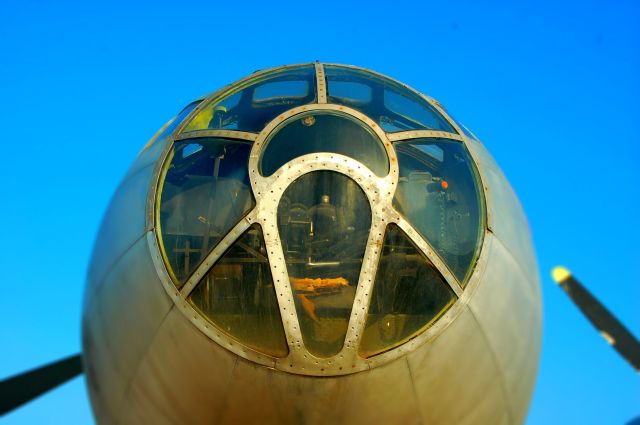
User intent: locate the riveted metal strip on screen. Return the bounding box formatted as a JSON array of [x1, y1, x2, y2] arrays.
[[251, 154, 384, 375], [395, 215, 464, 297], [180, 213, 256, 297], [176, 129, 258, 142], [341, 216, 387, 354], [387, 130, 463, 142], [315, 62, 327, 103], [148, 230, 182, 304]]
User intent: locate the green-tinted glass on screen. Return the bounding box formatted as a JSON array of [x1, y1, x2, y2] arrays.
[[325, 65, 455, 133], [158, 138, 255, 285], [278, 171, 371, 357], [260, 111, 389, 177], [156, 101, 201, 142], [359, 224, 456, 358], [182, 65, 316, 133], [392, 139, 483, 284], [188, 224, 288, 358]]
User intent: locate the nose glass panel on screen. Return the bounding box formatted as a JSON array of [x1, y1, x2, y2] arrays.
[[260, 111, 389, 177], [277, 171, 371, 357], [359, 224, 456, 358], [393, 139, 483, 285], [182, 65, 317, 133], [188, 224, 288, 358], [324, 65, 455, 133], [158, 138, 254, 286]]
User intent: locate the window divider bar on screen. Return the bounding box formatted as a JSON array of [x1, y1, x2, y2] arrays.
[[315, 62, 328, 104]]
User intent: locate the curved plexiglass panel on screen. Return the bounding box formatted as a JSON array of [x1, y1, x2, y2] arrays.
[[152, 100, 201, 144], [432, 101, 480, 142], [456, 122, 479, 141], [158, 138, 254, 285], [359, 224, 456, 358], [260, 111, 389, 177], [188, 224, 288, 358], [182, 65, 316, 133], [277, 171, 371, 357], [393, 138, 483, 284], [324, 65, 455, 133]]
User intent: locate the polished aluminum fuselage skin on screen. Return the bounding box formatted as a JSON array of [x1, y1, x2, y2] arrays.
[[82, 65, 541, 425]]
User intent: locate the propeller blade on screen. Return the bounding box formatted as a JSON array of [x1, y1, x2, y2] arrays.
[[552, 266, 640, 373], [0, 353, 83, 415]]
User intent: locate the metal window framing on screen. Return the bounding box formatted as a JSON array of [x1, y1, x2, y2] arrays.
[[146, 63, 493, 376]]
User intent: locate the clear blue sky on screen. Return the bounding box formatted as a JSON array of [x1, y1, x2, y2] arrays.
[[1, 0, 638, 423]]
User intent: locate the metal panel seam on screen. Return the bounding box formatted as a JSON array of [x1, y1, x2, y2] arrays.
[[86, 233, 146, 311], [116, 304, 176, 422], [115, 161, 156, 199], [405, 357, 425, 425], [467, 307, 515, 425], [491, 233, 540, 303], [212, 356, 239, 425], [87, 161, 156, 296]]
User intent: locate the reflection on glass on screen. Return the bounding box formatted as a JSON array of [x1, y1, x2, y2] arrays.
[[183, 66, 316, 133], [328, 80, 372, 104], [254, 80, 309, 101], [188, 224, 288, 358], [145, 100, 201, 150], [325, 65, 455, 133], [158, 138, 254, 285], [278, 172, 371, 357], [393, 139, 483, 284], [260, 111, 389, 177], [359, 224, 456, 358], [458, 123, 479, 141], [430, 102, 480, 142]]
